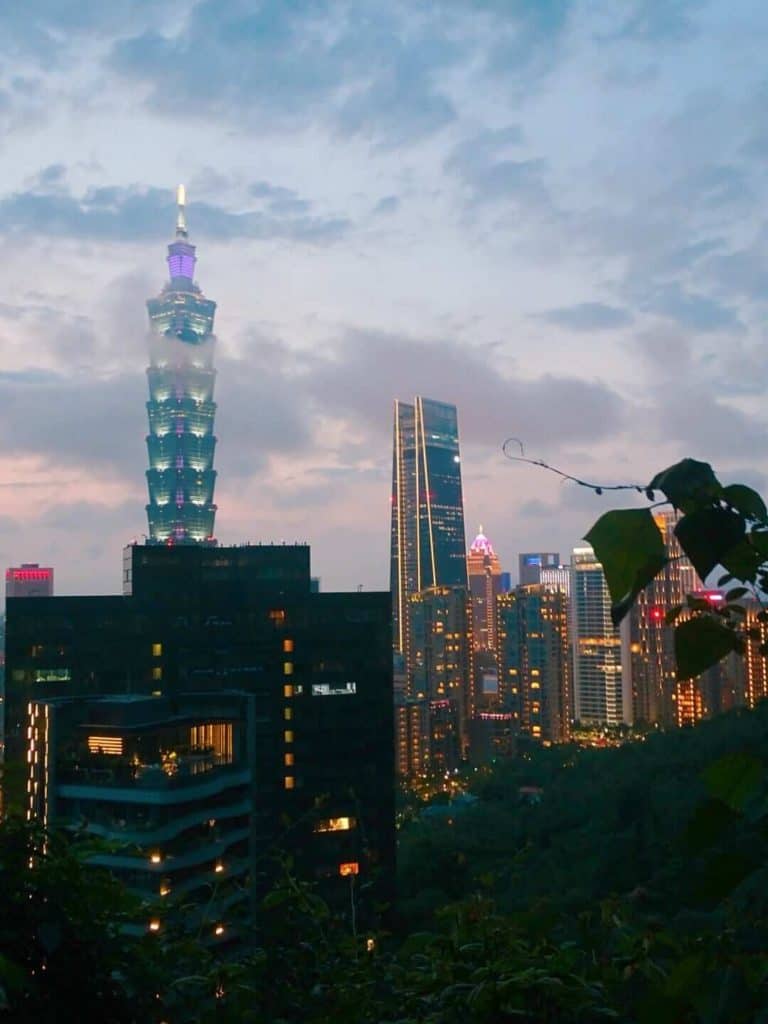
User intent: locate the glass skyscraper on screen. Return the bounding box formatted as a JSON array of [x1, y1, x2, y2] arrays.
[[145, 187, 218, 545], [390, 397, 467, 653], [571, 544, 629, 725]]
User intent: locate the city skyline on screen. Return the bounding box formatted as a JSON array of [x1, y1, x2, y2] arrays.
[[0, 2, 766, 595]]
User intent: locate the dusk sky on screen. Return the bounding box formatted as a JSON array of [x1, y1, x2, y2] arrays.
[[1, 0, 767, 595]]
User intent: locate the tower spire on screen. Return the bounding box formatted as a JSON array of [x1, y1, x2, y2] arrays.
[[176, 184, 188, 239]]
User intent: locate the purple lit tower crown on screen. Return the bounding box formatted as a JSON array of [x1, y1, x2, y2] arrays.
[[144, 186, 218, 544]]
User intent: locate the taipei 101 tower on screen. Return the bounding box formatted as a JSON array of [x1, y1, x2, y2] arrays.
[[145, 186, 218, 544]]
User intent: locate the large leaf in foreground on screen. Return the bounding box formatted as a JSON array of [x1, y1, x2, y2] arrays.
[[585, 508, 667, 625], [674, 616, 742, 681], [674, 507, 745, 580], [649, 459, 721, 513]]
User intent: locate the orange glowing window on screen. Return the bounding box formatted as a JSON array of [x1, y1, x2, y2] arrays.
[[339, 862, 359, 877], [284, 776, 295, 790], [283, 685, 293, 698], [283, 639, 294, 653], [315, 816, 355, 833], [269, 609, 286, 624], [284, 752, 294, 767]]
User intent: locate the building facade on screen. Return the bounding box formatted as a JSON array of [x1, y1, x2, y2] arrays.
[[26, 692, 254, 942], [7, 544, 395, 919], [145, 187, 218, 545], [497, 585, 571, 744], [621, 511, 700, 727], [467, 527, 503, 655], [407, 585, 473, 773], [6, 564, 54, 598], [571, 544, 629, 725], [518, 552, 560, 587]]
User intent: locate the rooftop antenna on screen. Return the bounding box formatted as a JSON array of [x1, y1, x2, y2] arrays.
[[176, 184, 188, 238]]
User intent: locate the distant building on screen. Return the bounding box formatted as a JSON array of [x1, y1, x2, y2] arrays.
[[408, 585, 473, 773], [571, 544, 629, 725], [621, 511, 700, 727], [540, 563, 571, 597], [518, 552, 560, 587], [467, 527, 503, 655], [497, 585, 571, 743], [7, 543, 395, 921], [390, 397, 467, 655], [5, 564, 54, 599], [390, 397, 467, 778]]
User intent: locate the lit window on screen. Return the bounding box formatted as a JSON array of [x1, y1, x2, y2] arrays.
[[283, 662, 294, 676], [151, 689, 162, 697], [283, 684, 293, 698], [159, 881, 171, 897], [152, 667, 163, 681], [284, 776, 295, 790], [284, 752, 295, 766], [152, 643, 163, 657], [269, 609, 286, 624], [284, 730, 294, 743], [339, 862, 359, 877], [214, 924, 225, 937], [283, 639, 294, 653], [149, 919, 161, 932], [214, 862, 224, 874], [366, 937, 376, 953], [314, 816, 354, 833], [150, 851, 162, 864], [284, 707, 293, 721], [87, 735, 123, 755]]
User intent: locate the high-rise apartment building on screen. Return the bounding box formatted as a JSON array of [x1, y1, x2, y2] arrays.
[[519, 552, 560, 587], [407, 585, 473, 772], [145, 187, 218, 545], [390, 397, 467, 654], [6, 544, 394, 920], [540, 563, 571, 597], [497, 585, 571, 743], [467, 527, 503, 654], [5, 564, 54, 598], [571, 544, 629, 725], [621, 511, 700, 727]]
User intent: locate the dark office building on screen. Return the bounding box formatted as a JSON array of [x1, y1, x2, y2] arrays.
[[7, 544, 395, 917], [518, 552, 560, 587]]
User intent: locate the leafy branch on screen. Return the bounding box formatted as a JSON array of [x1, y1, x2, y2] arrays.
[[506, 449, 768, 680]]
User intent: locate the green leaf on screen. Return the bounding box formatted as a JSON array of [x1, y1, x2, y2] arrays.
[[722, 483, 767, 521], [584, 508, 667, 625], [674, 507, 745, 580], [703, 752, 764, 811], [674, 616, 742, 680], [720, 539, 763, 582], [649, 459, 721, 513]]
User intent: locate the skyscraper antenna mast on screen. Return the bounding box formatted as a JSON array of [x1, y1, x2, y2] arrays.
[[176, 184, 188, 238]]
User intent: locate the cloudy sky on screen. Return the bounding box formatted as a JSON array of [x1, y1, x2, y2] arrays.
[[0, 0, 766, 595]]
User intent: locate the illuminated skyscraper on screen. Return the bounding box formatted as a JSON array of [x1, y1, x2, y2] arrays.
[[497, 584, 571, 743], [621, 511, 700, 726], [571, 544, 629, 725], [145, 186, 218, 545], [390, 397, 467, 653], [467, 527, 503, 654]]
